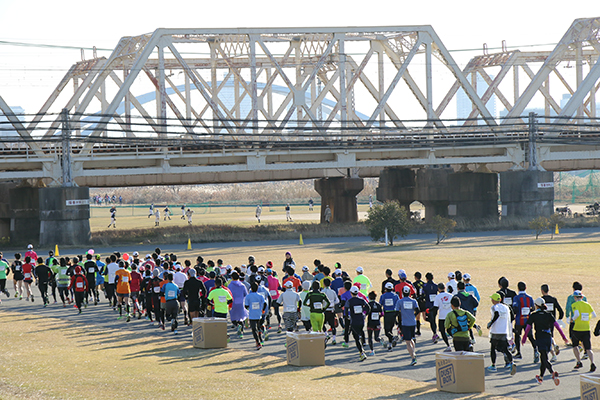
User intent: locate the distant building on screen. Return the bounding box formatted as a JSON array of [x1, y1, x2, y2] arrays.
[[456, 75, 497, 124]]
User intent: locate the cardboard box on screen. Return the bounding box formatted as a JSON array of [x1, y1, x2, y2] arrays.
[[581, 374, 600, 399], [192, 317, 228, 349], [435, 351, 485, 393], [286, 332, 326, 366]]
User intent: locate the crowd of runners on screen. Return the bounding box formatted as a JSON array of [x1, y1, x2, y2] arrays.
[[0, 244, 598, 386]]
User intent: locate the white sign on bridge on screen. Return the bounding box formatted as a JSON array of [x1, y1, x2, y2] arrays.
[[537, 182, 554, 189], [66, 199, 90, 206]]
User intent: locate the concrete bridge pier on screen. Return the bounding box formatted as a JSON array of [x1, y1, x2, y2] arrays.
[[416, 168, 451, 221], [7, 185, 91, 246], [375, 168, 416, 209], [500, 170, 554, 217], [448, 172, 499, 220], [314, 177, 364, 223]]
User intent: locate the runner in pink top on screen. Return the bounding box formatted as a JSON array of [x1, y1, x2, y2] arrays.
[[266, 266, 283, 333]]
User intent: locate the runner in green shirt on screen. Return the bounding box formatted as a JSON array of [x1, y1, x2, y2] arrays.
[[0, 254, 10, 300], [207, 278, 233, 318], [56, 258, 72, 307], [303, 281, 331, 332], [353, 266, 372, 296], [571, 290, 596, 372]]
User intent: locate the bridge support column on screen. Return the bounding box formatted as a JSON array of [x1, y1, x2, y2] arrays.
[[39, 187, 91, 247], [9, 186, 41, 245], [448, 172, 499, 220], [500, 170, 554, 217], [375, 168, 416, 209], [416, 168, 451, 221], [314, 177, 363, 223]]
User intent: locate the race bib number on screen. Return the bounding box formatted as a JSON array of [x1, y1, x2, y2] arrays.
[[403, 301, 413, 309], [385, 299, 394, 307], [88, 268, 95, 273], [371, 312, 379, 320], [360, 283, 366, 290], [430, 294, 436, 302], [504, 297, 512, 305], [353, 305, 363, 314], [521, 307, 530, 316], [122, 276, 129, 283], [582, 313, 590, 321], [24, 273, 31, 279], [167, 290, 175, 298], [442, 301, 451, 309], [76, 282, 83, 288], [269, 290, 277, 296], [218, 296, 226, 303], [314, 302, 323, 310], [284, 305, 296, 312], [252, 302, 260, 310], [546, 303, 554, 311], [153, 287, 160, 293], [60, 269, 67, 275]]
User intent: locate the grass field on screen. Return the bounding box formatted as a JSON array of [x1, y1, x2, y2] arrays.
[[2, 229, 599, 399]]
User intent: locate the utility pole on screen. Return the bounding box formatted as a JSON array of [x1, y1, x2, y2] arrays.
[[61, 108, 73, 187]]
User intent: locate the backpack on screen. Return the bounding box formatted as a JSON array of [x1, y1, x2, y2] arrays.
[[450, 310, 469, 335]]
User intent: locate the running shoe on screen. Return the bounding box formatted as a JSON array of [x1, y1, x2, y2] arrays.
[[14, 293, 17, 298], [341, 342, 349, 348], [26, 296, 29, 301], [4, 291, 9, 297], [43, 304, 47, 308], [126, 315, 131, 322], [583, 353, 589, 360], [78, 308, 82, 314], [264, 332, 269, 341], [277, 325, 282, 334], [550, 355, 557, 363], [552, 371, 560, 386], [388, 344, 392, 352], [415, 331, 421, 336], [359, 352, 367, 362], [575, 361, 584, 369], [534, 351, 540, 364], [513, 353, 522, 359], [381, 340, 387, 349], [392, 337, 398, 348], [173, 330, 178, 335], [331, 339, 337, 345], [476, 325, 483, 337], [535, 375, 543, 384], [591, 363, 597, 373], [117, 316, 122, 320], [508, 363, 516, 376], [161, 324, 165, 331], [256, 344, 262, 350], [63, 303, 66, 308], [368, 350, 375, 356], [432, 334, 439, 344], [444, 346, 453, 352], [554, 344, 560, 355], [410, 357, 417, 366]]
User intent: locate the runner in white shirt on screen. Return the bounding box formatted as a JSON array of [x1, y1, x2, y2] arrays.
[[433, 283, 453, 351], [278, 281, 301, 332], [154, 209, 160, 226], [446, 272, 458, 295], [172, 264, 189, 324], [486, 292, 516, 374], [185, 208, 194, 225], [105, 256, 120, 309]]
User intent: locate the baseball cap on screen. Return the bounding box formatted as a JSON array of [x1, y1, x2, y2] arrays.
[[145, 254, 152, 259], [574, 290, 584, 297], [284, 281, 293, 288], [402, 286, 411, 294], [350, 286, 359, 294], [490, 293, 501, 302], [255, 275, 262, 282], [463, 273, 471, 280], [399, 272, 407, 279], [226, 265, 232, 271], [75, 266, 82, 274], [385, 282, 394, 290], [356, 266, 364, 273], [258, 266, 265, 273], [302, 266, 309, 272], [133, 251, 139, 257], [266, 268, 272, 274], [27, 244, 33, 249], [448, 272, 455, 278], [397, 269, 406, 276], [534, 297, 546, 307], [334, 269, 342, 276]]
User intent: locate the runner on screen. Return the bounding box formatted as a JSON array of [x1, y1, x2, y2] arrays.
[[130, 264, 143, 319], [278, 281, 301, 332], [353, 266, 372, 296], [285, 203, 292, 222], [105, 255, 119, 309], [108, 207, 116, 228], [68, 266, 87, 313], [523, 297, 569, 385], [513, 281, 538, 362], [228, 271, 249, 338], [366, 291, 382, 356], [301, 265, 313, 282], [566, 281, 586, 348], [183, 268, 206, 322], [322, 277, 340, 345], [345, 285, 370, 361], [380, 282, 400, 351], [34, 257, 52, 307], [149, 269, 164, 327], [324, 205, 332, 223], [185, 208, 194, 225], [115, 261, 132, 322], [446, 272, 458, 295], [84, 253, 99, 306], [299, 281, 312, 331], [303, 281, 330, 332], [161, 272, 181, 333], [172, 265, 188, 324], [433, 283, 453, 351], [244, 282, 267, 350], [207, 277, 233, 319], [423, 272, 439, 344], [11, 253, 23, 299], [487, 293, 516, 374], [45, 251, 57, 304], [541, 284, 565, 362], [455, 281, 482, 341], [413, 272, 426, 336], [154, 209, 160, 226], [22, 256, 35, 302], [396, 286, 419, 366], [445, 296, 476, 351], [0, 253, 10, 300], [24, 244, 37, 264], [571, 290, 596, 372], [265, 268, 282, 332], [163, 206, 171, 221], [56, 258, 71, 307]]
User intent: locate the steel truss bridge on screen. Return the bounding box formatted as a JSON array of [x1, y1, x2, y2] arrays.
[[1, 18, 600, 187]]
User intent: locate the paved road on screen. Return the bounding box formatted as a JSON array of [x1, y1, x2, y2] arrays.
[[1, 294, 585, 400]]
